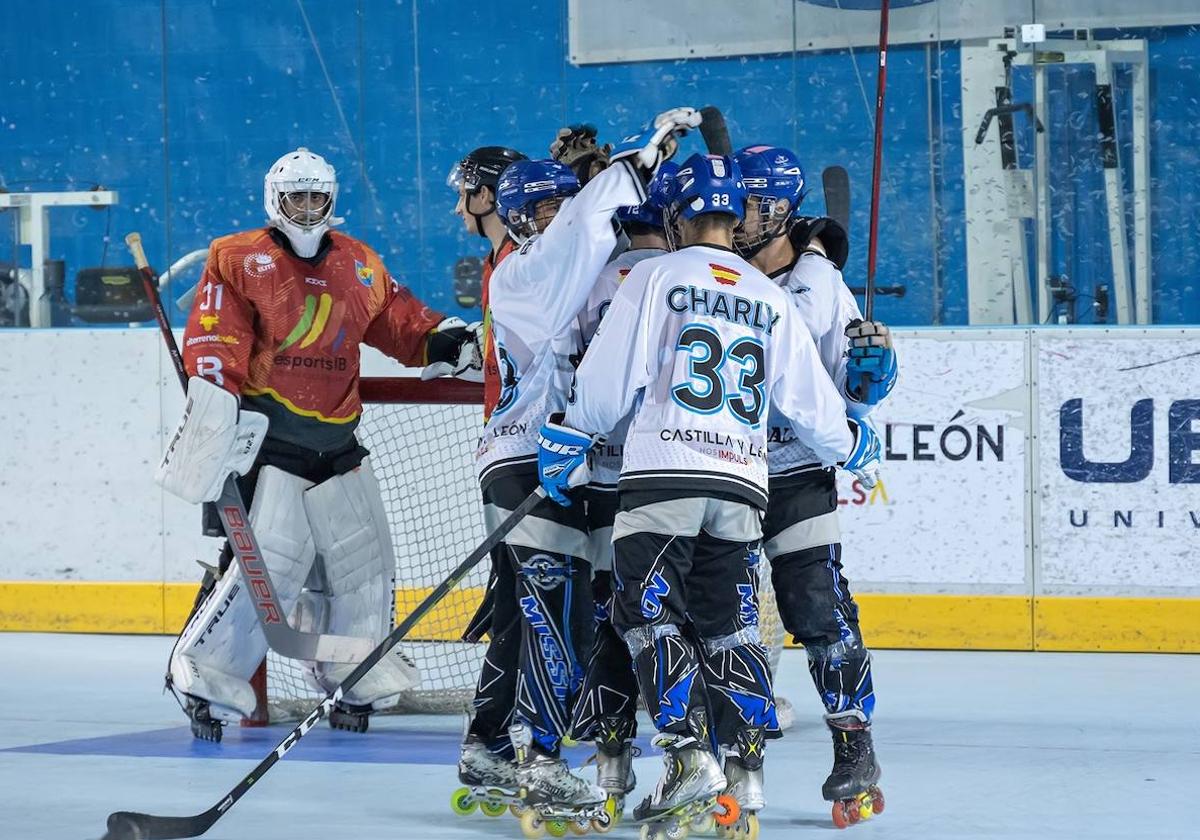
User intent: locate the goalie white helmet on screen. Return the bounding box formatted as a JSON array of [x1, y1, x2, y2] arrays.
[[264, 147, 341, 258]]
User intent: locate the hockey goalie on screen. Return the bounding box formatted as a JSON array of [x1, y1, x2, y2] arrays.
[[157, 148, 482, 741]]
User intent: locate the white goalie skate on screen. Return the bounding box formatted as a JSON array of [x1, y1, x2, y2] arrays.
[[633, 733, 727, 840]]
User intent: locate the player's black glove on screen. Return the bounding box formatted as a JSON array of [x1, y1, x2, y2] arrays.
[[792, 216, 849, 271]]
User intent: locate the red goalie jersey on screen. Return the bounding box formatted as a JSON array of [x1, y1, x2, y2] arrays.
[[182, 227, 444, 452]]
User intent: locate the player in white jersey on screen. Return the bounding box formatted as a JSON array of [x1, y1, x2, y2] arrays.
[[733, 144, 897, 826], [566, 162, 676, 816], [458, 108, 703, 827], [536, 153, 882, 836]]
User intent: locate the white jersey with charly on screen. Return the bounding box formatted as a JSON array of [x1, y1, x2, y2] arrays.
[[766, 251, 872, 481], [564, 243, 853, 510], [577, 246, 668, 491], [474, 160, 647, 488]]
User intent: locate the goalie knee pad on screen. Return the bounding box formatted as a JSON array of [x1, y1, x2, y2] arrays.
[[169, 466, 316, 718], [303, 460, 422, 707]]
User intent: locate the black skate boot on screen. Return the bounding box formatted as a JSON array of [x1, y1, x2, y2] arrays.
[[185, 698, 223, 743], [822, 714, 884, 828], [328, 701, 372, 733]]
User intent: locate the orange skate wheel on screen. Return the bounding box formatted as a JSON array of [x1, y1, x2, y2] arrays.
[[831, 800, 850, 830], [846, 800, 862, 825], [870, 786, 885, 814], [713, 794, 741, 828]]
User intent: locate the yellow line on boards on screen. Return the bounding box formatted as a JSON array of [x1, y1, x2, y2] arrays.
[[0, 582, 1195, 653]]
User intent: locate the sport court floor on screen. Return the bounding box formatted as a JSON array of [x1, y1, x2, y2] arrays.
[[1, 633, 1196, 839]]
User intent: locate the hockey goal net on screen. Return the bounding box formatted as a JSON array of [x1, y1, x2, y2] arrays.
[[255, 377, 786, 722]]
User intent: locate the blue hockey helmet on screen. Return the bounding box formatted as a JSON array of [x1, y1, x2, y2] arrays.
[[733, 145, 807, 258], [670, 153, 747, 222], [615, 160, 680, 230], [495, 159, 581, 243]]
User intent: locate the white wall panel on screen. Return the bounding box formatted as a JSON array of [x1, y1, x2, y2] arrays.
[[841, 331, 1029, 590]]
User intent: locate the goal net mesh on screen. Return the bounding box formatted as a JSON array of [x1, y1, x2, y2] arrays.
[[260, 378, 786, 722]]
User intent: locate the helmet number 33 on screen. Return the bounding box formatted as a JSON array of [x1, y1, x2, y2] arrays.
[[670, 324, 765, 427]]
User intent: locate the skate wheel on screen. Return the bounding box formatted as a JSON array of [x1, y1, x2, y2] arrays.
[[640, 824, 668, 840], [547, 818, 569, 838], [569, 821, 590, 835], [691, 813, 715, 834], [831, 800, 850, 830], [521, 809, 547, 839], [665, 821, 690, 840], [512, 803, 526, 817], [713, 794, 741, 828], [450, 787, 477, 816], [743, 814, 760, 840], [870, 786, 885, 815], [846, 800, 862, 825], [857, 795, 873, 822], [480, 799, 508, 818]]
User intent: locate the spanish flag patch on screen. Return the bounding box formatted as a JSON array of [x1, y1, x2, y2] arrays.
[[709, 263, 740, 286]]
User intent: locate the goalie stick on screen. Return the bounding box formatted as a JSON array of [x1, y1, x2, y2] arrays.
[[126, 232, 374, 665], [100, 485, 548, 840]]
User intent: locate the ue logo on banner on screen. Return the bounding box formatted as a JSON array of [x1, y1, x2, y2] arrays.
[[1060, 399, 1200, 484]]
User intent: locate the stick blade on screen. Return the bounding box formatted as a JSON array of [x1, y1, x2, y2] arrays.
[[698, 105, 733, 156], [821, 165, 851, 231], [104, 810, 214, 840]]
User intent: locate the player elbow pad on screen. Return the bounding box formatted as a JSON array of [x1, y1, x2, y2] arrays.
[[156, 376, 268, 504]]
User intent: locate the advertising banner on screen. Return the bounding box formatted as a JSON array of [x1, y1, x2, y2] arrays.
[[1036, 334, 1200, 591], [840, 333, 1029, 589]]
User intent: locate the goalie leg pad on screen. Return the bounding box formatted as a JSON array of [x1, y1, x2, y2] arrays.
[[169, 466, 316, 718], [303, 459, 420, 709]]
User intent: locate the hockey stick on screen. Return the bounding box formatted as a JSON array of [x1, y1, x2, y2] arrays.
[[821, 165, 851, 232], [698, 105, 733, 156], [864, 0, 891, 321], [101, 486, 547, 840], [127, 232, 374, 664]]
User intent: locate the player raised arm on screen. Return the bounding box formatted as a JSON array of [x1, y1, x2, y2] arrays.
[[489, 107, 701, 345], [359, 258, 482, 381]]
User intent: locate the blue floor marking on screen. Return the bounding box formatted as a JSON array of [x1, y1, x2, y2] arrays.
[[1, 723, 659, 765]]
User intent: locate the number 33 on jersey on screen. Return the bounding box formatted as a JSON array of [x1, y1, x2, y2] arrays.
[[565, 244, 855, 511]]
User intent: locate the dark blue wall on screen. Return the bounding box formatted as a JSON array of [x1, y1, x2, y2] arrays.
[[3, 1, 1196, 326]]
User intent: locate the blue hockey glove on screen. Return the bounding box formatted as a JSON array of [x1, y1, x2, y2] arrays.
[[610, 107, 702, 173], [845, 319, 897, 406], [842, 416, 882, 489], [537, 414, 602, 507]]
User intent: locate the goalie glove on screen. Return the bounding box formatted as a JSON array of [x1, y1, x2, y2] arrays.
[[550, 123, 612, 186], [844, 319, 897, 406], [157, 376, 268, 504], [420, 317, 484, 382], [610, 107, 702, 175], [536, 413, 603, 507], [841, 416, 882, 489]]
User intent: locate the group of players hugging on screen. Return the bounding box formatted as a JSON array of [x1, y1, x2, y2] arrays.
[[154, 106, 898, 839]]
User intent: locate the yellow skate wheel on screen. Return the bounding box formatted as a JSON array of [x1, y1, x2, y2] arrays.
[[691, 813, 715, 835], [857, 793, 874, 821], [744, 814, 760, 840], [521, 809, 547, 839], [480, 799, 508, 818], [511, 802, 526, 817], [450, 787, 476, 816], [547, 818, 569, 838]]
